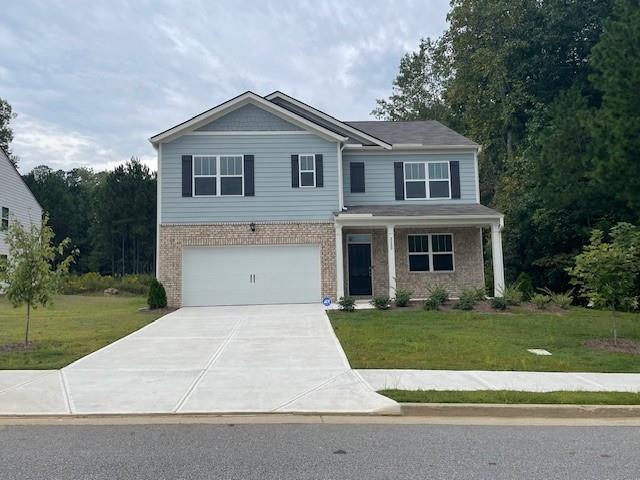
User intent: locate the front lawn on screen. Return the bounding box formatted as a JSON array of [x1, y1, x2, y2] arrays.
[[329, 307, 640, 372], [0, 294, 166, 369], [381, 389, 640, 405]]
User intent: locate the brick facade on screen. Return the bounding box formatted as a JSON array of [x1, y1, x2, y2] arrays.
[[159, 222, 336, 307]]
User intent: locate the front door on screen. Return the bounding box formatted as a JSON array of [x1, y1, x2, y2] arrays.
[[348, 243, 372, 296]]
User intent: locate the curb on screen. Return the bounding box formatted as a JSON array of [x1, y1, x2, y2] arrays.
[[400, 403, 640, 418]]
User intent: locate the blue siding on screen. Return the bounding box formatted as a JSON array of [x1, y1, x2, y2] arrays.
[[161, 133, 338, 222], [195, 104, 303, 132], [342, 152, 477, 205]]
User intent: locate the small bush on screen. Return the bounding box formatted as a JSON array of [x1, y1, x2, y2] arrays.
[[423, 298, 440, 310], [427, 285, 449, 306], [468, 286, 487, 301], [338, 296, 356, 312], [531, 294, 551, 309], [394, 288, 412, 307], [514, 272, 535, 300], [503, 285, 524, 306], [489, 296, 507, 310], [147, 279, 167, 309], [453, 296, 475, 311], [372, 295, 391, 310], [540, 287, 573, 309], [61, 272, 155, 295]]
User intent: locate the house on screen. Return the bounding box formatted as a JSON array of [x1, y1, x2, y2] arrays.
[[0, 147, 43, 266], [150, 91, 504, 307]]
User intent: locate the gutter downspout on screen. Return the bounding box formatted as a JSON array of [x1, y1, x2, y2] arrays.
[[337, 143, 345, 211]]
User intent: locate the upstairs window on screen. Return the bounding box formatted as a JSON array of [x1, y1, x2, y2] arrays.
[[1, 207, 8, 231], [404, 162, 451, 199], [193, 155, 244, 197], [299, 154, 316, 187], [220, 156, 244, 196], [408, 233, 454, 272], [193, 156, 216, 196], [428, 163, 450, 198]]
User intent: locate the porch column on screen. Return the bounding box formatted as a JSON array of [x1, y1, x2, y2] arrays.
[[387, 224, 396, 297], [335, 224, 345, 300], [491, 222, 505, 297]]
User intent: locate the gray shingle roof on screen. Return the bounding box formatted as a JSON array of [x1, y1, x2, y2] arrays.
[[339, 204, 501, 217], [345, 120, 478, 147]]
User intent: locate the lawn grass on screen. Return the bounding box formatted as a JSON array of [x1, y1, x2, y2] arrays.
[[0, 294, 165, 369], [380, 389, 640, 405], [329, 307, 640, 372]]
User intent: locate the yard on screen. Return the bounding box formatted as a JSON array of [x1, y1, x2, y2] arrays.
[[329, 306, 640, 373], [0, 294, 165, 369]]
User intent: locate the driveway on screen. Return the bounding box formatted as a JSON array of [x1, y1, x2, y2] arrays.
[[54, 304, 397, 414]]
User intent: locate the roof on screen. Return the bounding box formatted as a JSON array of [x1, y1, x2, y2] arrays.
[[345, 121, 478, 147], [339, 204, 501, 217]]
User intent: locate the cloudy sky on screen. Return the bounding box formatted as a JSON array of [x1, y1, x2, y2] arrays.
[[1, 0, 449, 173]]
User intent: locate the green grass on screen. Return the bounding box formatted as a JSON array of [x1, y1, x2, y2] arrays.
[[381, 389, 640, 405], [329, 307, 640, 372], [0, 294, 165, 369]]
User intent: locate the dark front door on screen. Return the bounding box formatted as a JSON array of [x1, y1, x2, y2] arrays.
[[348, 243, 372, 296]]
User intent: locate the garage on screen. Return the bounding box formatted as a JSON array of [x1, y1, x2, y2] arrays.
[[182, 244, 321, 307]]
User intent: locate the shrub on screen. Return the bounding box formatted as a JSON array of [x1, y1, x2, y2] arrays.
[[423, 298, 440, 310], [489, 296, 507, 310], [514, 272, 535, 300], [60, 273, 155, 295], [338, 296, 356, 312], [540, 287, 573, 309], [531, 294, 551, 309], [372, 295, 391, 310], [453, 296, 475, 311], [503, 285, 524, 306], [427, 285, 449, 306], [468, 286, 487, 301], [147, 279, 167, 309], [394, 288, 412, 307]]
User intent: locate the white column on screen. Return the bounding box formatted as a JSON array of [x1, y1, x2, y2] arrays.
[[387, 225, 396, 297], [491, 222, 505, 297], [335, 224, 345, 300]]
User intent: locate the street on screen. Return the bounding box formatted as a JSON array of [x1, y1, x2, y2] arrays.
[[1, 422, 639, 479]]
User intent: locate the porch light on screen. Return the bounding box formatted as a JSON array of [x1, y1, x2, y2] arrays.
[[249, 222, 256, 232]]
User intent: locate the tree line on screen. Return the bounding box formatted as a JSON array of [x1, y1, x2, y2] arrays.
[[375, 0, 639, 291]]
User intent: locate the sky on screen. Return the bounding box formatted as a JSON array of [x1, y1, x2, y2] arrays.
[[1, 0, 450, 173]]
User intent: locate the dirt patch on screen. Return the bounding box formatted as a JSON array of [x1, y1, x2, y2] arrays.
[[585, 338, 640, 355], [0, 342, 36, 352]]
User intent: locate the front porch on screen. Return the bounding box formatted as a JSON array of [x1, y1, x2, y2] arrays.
[[334, 205, 505, 299]]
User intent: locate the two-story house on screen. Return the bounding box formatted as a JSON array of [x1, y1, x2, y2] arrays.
[[151, 91, 504, 307], [0, 147, 43, 266]]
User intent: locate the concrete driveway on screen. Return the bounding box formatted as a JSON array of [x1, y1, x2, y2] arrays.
[[38, 304, 396, 415]]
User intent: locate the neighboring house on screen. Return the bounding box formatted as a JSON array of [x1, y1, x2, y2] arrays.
[[0, 147, 43, 268], [151, 91, 504, 307]]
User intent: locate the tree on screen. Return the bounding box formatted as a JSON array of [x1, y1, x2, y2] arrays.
[[568, 223, 640, 343], [0, 216, 76, 345], [0, 97, 18, 166]]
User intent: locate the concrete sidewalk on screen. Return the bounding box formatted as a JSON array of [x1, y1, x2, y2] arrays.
[[358, 369, 640, 393]]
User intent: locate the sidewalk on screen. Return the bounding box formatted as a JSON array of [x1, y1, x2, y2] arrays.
[[357, 369, 640, 392]]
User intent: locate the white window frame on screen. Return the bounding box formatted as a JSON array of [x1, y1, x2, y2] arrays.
[[298, 153, 316, 188], [192, 155, 244, 197], [403, 161, 452, 200], [1, 207, 8, 231], [407, 233, 455, 273]]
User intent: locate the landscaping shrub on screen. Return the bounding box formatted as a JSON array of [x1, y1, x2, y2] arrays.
[[338, 296, 356, 312], [426, 285, 449, 306], [61, 273, 155, 295], [394, 288, 412, 307], [423, 298, 440, 310], [503, 285, 524, 306], [489, 296, 507, 310], [514, 272, 535, 300], [468, 286, 487, 301], [147, 278, 167, 309], [453, 295, 475, 311], [531, 294, 551, 309], [372, 295, 391, 310], [541, 288, 573, 309]]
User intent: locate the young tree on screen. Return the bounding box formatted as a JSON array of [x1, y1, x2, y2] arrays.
[[0, 215, 76, 345], [568, 223, 640, 343], [0, 97, 18, 166]]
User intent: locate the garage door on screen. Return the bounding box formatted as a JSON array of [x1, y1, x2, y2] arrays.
[[182, 245, 321, 306]]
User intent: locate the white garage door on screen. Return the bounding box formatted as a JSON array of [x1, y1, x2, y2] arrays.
[[182, 245, 321, 306]]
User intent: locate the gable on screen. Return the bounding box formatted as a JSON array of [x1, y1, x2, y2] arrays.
[[195, 104, 303, 132]]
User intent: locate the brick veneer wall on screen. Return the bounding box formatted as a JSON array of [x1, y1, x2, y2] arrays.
[[159, 222, 336, 307]]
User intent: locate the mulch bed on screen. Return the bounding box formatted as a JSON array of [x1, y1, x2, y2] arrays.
[[373, 300, 569, 315], [584, 338, 640, 355], [0, 342, 36, 353]]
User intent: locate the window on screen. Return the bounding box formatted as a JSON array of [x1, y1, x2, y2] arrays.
[[299, 154, 316, 187], [1, 207, 8, 231], [404, 162, 450, 199], [193, 155, 243, 197], [0, 254, 6, 273], [408, 233, 454, 272]]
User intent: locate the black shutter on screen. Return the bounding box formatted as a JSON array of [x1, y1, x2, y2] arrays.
[[291, 154, 299, 188], [394, 162, 404, 200], [182, 155, 193, 197], [350, 162, 365, 193], [450, 161, 461, 199], [315, 154, 323, 187], [244, 155, 255, 196]]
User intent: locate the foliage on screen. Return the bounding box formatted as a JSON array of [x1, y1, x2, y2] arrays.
[[338, 296, 356, 312], [453, 289, 476, 311], [0, 97, 18, 165], [60, 272, 154, 295], [531, 294, 551, 309], [147, 279, 167, 309], [371, 295, 391, 310], [426, 285, 449, 306], [0, 215, 77, 344], [468, 286, 487, 302], [502, 285, 524, 306], [423, 298, 440, 311], [393, 288, 412, 307], [540, 288, 573, 310], [489, 297, 507, 311], [514, 272, 535, 300]]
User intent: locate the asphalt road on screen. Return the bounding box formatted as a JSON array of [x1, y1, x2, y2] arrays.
[[1, 423, 638, 479]]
